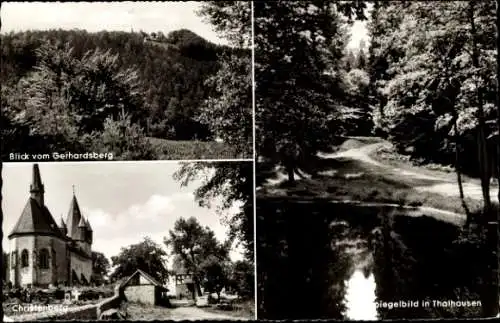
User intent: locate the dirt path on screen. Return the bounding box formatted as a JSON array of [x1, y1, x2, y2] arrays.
[[127, 303, 249, 321], [169, 306, 247, 320], [318, 140, 496, 201]]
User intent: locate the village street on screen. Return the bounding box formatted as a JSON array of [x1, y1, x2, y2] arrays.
[[127, 303, 248, 320]]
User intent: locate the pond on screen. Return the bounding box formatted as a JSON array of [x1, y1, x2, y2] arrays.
[[257, 198, 492, 320]]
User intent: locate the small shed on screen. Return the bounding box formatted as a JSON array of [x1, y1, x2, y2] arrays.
[[121, 269, 169, 306]]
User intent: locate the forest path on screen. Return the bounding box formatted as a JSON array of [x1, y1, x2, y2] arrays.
[[317, 138, 495, 201]]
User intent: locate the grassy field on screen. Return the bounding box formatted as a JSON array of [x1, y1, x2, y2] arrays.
[[148, 137, 243, 160], [259, 137, 487, 215]]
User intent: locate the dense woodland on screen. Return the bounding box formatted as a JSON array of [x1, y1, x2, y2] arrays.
[[1, 4, 252, 159], [255, 0, 499, 319]]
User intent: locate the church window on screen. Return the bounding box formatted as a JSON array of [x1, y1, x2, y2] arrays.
[[39, 248, 49, 269], [21, 249, 29, 267]]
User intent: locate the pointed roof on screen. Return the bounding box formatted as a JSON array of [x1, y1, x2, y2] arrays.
[[84, 217, 93, 231], [66, 194, 83, 239], [120, 269, 167, 290], [78, 216, 86, 227], [9, 198, 64, 239], [59, 216, 67, 229], [30, 164, 44, 193]]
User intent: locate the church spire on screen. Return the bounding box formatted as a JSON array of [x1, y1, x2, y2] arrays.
[[66, 190, 83, 239], [30, 164, 45, 206]]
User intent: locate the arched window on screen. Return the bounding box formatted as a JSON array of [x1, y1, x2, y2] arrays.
[[21, 249, 29, 268], [39, 248, 49, 269]]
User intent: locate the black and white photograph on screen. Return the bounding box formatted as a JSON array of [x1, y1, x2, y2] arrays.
[[1, 1, 252, 161], [255, 0, 499, 320], [1, 161, 255, 321]]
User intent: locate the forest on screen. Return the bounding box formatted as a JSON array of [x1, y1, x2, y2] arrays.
[[1, 2, 252, 160], [255, 0, 499, 319]]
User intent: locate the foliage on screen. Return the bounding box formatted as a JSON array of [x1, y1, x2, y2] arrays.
[[197, 53, 253, 158], [198, 1, 252, 48], [173, 162, 254, 261], [91, 251, 111, 285], [202, 256, 230, 300], [196, 1, 252, 158], [0, 28, 240, 151], [165, 217, 230, 296], [255, 0, 367, 182], [84, 113, 157, 160], [368, 1, 497, 179], [110, 237, 169, 284], [227, 259, 254, 299]]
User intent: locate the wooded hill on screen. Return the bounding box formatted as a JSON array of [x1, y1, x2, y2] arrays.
[[1, 29, 250, 159]]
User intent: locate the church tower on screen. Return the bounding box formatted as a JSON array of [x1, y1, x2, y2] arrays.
[[8, 164, 68, 288], [30, 164, 44, 206], [65, 188, 93, 285]]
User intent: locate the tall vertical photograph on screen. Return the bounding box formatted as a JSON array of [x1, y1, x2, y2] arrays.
[[1, 161, 255, 321], [255, 0, 499, 320], [0, 1, 252, 161]]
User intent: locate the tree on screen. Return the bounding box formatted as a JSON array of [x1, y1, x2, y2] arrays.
[[84, 112, 157, 160], [255, 1, 367, 183], [202, 256, 229, 301], [198, 1, 252, 48], [197, 53, 252, 158], [165, 217, 230, 299], [173, 162, 254, 261], [196, 1, 252, 157], [91, 251, 111, 285], [227, 259, 254, 299], [110, 237, 169, 284]]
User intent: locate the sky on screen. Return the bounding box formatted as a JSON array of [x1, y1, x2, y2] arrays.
[[2, 162, 246, 267], [347, 20, 369, 50], [0, 1, 228, 45]]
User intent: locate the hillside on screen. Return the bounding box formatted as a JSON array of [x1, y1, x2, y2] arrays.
[[1, 29, 244, 141]]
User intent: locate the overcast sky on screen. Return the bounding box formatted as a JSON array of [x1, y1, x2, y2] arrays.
[[0, 1, 228, 45], [2, 162, 246, 266]]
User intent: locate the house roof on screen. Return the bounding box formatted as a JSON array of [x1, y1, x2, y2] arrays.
[[121, 269, 168, 290], [8, 198, 64, 239]]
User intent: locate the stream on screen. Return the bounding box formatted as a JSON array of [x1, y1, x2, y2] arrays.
[[257, 199, 489, 320]]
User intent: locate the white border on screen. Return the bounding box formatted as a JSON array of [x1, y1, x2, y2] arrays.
[[251, 0, 258, 319]]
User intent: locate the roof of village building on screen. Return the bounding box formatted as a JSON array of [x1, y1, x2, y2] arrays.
[[8, 198, 65, 239], [121, 269, 168, 290]]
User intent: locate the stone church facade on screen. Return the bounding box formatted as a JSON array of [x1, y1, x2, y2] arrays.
[[7, 164, 93, 288]]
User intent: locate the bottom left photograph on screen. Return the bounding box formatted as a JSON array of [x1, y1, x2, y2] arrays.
[[1, 161, 255, 321]]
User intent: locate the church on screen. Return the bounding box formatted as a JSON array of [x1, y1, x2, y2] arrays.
[[7, 164, 93, 288]]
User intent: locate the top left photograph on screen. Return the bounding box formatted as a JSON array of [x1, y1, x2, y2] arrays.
[[1, 1, 252, 162]]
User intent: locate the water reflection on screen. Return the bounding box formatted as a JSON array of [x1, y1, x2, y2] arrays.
[[257, 199, 489, 320], [345, 270, 377, 320]]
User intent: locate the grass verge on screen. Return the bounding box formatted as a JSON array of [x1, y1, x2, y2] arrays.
[[148, 137, 242, 160]]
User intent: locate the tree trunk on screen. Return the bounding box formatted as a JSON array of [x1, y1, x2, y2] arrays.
[[469, 1, 498, 316], [453, 115, 472, 224], [469, 0, 492, 216], [285, 158, 295, 183]]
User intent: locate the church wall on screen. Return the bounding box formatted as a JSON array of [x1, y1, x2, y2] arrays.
[[34, 235, 53, 286], [70, 251, 92, 284], [9, 236, 35, 287]]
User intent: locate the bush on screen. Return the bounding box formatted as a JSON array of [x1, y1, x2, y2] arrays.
[[84, 114, 157, 160]]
